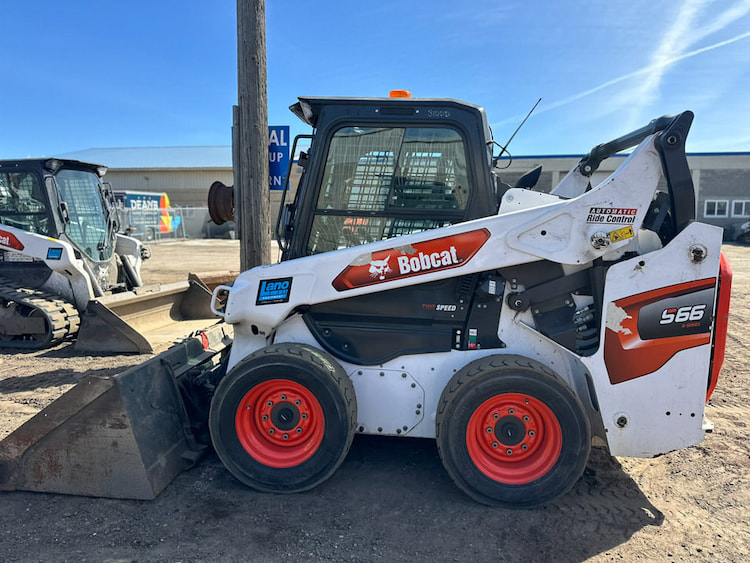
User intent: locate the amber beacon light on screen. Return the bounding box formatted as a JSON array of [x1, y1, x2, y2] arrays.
[[389, 89, 412, 98]]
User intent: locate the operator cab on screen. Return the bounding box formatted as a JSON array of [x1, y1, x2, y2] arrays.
[[276, 96, 498, 261], [0, 158, 116, 286]]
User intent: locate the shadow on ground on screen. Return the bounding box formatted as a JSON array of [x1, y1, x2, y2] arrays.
[[0, 435, 662, 562], [0, 367, 134, 393]]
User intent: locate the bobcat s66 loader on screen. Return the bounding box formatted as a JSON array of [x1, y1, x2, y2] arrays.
[[207, 99, 731, 508], [0, 96, 730, 507]]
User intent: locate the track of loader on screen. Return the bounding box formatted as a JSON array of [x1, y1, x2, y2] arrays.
[[0, 277, 80, 349]]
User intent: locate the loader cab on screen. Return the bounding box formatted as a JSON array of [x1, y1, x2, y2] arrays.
[[46, 160, 118, 264], [0, 159, 117, 265], [277, 97, 497, 261]]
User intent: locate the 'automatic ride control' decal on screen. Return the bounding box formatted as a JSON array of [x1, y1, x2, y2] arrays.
[[332, 229, 490, 291]]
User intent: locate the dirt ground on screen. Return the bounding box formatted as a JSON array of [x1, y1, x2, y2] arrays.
[[0, 239, 748, 562]]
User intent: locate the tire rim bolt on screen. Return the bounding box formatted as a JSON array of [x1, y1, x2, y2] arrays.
[[297, 427, 303, 434], [529, 430, 535, 437], [493, 413, 499, 419], [262, 415, 268, 421], [486, 427, 493, 433], [280, 394, 286, 400], [506, 449, 513, 456], [523, 416, 530, 422], [295, 400, 301, 405], [509, 409, 515, 415], [267, 401, 273, 407], [302, 413, 308, 420], [269, 429, 275, 434], [522, 444, 528, 450], [283, 434, 289, 440], [492, 442, 498, 448]]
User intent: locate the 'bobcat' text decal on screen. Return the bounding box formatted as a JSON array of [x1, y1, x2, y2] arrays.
[[332, 229, 490, 291]]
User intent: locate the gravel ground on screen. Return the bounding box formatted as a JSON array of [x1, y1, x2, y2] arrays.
[[0, 240, 748, 562]]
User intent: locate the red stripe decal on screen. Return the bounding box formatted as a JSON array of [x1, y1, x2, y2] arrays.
[[604, 278, 717, 385], [332, 229, 490, 291]]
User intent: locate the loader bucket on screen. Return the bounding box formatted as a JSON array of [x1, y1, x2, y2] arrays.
[[75, 272, 235, 354], [0, 323, 231, 500]]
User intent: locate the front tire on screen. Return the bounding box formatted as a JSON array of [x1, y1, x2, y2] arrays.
[[209, 343, 357, 493], [436, 355, 590, 508]]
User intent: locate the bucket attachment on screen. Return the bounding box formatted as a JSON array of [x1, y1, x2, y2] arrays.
[[0, 324, 231, 500], [188, 270, 240, 292], [75, 274, 233, 354]]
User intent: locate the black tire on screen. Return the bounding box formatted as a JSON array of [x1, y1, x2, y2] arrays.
[[436, 355, 590, 508], [209, 343, 357, 493]]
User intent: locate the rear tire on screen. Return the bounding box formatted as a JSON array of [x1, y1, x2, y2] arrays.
[[436, 355, 590, 508], [209, 343, 356, 493]]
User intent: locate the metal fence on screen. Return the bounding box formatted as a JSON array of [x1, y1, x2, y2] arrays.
[[120, 206, 235, 241]]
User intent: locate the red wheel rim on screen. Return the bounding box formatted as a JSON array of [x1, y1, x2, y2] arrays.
[[466, 393, 562, 485], [235, 379, 325, 468]]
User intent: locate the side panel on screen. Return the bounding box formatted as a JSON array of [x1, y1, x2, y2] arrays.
[[0, 224, 94, 309], [219, 136, 665, 347], [582, 222, 723, 457], [272, 314, 593, 440]]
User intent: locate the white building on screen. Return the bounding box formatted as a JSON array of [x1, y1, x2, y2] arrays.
[[59, 147, 750, 241]]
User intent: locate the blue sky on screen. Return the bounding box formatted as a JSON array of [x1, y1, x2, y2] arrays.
[[2, 0, 749, 159]]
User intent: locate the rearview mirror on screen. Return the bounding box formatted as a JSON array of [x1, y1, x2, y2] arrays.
[[59, 201, 70, 223]]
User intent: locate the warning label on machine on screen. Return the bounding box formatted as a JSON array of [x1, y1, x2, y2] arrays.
[[609, 225, 634, 243]]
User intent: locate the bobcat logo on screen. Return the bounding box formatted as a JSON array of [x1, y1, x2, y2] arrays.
[[368, 255, 392, 280]]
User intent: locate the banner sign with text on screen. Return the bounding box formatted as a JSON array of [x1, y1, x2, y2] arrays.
[[269, 125, 290, 190]]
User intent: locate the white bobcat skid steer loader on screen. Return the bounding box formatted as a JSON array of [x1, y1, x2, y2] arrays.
[[208, 110, 731, 508], [0, 158, 216, 352]]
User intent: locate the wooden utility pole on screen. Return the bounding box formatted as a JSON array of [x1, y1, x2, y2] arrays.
[[235, 0, 270, 270]]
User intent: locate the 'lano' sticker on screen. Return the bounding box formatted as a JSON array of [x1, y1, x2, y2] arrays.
[[256, 277, 293, 305]]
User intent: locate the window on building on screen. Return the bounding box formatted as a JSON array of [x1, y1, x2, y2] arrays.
[[704, 199, 729, 218], [732, 200, 750, 218]]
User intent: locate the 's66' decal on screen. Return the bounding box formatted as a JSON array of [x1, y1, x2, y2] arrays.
[[660, 304, 707, 325]]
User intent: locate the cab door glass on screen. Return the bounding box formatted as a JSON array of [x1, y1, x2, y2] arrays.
[[308, 126, 471, 255], [0, 171, 52, 235], [55, 169, 114, 261]]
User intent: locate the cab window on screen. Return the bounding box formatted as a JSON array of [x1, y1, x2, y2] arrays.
[[0, 171, 52, 236], [307, 126, 471, 255], [55, 169, 114, 261]]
